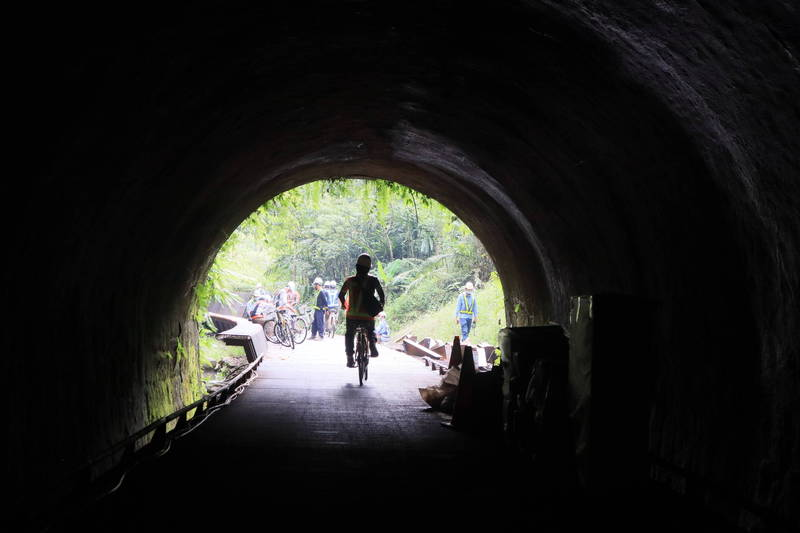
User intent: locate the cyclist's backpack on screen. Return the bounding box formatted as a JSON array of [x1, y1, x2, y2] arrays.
[[363, 277, 383, 317]]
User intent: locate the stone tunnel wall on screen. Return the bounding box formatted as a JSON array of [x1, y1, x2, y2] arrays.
[[9, 1, 799, 528]]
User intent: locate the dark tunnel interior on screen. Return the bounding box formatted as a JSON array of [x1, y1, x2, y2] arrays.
[[9, 2, 799, 531]]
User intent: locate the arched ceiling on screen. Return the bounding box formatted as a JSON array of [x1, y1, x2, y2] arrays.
[[9, 2, 799, 527]]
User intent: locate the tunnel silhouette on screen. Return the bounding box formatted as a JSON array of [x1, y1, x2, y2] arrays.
[[10, 2, 799, 531]]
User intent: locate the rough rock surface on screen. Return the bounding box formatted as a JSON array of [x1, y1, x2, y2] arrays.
[[9, 1, 799, 529]]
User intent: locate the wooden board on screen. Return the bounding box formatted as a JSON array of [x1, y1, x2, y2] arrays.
[[403, 337, 443, 359]]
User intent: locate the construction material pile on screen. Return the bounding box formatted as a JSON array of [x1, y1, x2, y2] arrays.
[[391, 334, 499, 414]]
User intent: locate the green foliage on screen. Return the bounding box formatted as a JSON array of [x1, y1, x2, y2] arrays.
[[198, 336, 247, 384], [176, 337, 186, 363], [195, 178, 504, 343], [392, 272, 507, 347], [199, 337, 243, 367]]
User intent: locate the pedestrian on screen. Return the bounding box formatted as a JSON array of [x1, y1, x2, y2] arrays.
[[249, 296, 269, 324], [253, 283, 267, 298], [376, 311, 391, 343], [275, 281, 298, 315], [285, 281, 299, 309], [323, 281, 339, 337], [310, 277, 327, 340], [244, 293, 258, 318], [338, 253, 385, 368], [455, 281, 478, 344], [327, 281, 340, 312]]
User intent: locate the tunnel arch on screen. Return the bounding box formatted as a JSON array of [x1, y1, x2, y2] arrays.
[[11, 2, 799, 529], [200, 164, 557, 328]]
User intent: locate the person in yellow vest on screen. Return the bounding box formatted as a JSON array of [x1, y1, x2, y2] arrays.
[[338, 253, 385, 368], [455, 281, 478, 343]]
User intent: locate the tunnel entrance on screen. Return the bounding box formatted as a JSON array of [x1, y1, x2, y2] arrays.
[[12, 2, 798, 531], [199, 177, 508, 389]]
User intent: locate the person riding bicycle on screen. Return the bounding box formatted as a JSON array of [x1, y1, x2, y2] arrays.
[[338, 253, 385, 368]]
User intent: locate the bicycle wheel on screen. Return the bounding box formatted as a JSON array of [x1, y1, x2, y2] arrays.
[[276, 323, 293, 348], [292, 317, 308, 344], [286, 320, 295, 349], [263, 320, 279, 344], [357, 355, 365, 385], [356, 329, 368, 385]]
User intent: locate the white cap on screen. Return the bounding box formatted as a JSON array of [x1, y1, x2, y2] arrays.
[[465, 281, 474, 291], [313, 277, 323, 285], [288, 281, 296, 290]]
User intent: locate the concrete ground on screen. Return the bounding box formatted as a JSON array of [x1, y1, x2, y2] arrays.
[[54, 337, 526, 531], [50, 337, 737, 532]]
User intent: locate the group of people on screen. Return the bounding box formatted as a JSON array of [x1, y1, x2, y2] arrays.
[[244, 252, 477, 369], [243, 281, 300, 321]]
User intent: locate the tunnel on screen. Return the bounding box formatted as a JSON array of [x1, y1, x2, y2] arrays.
[[10, 1, 799, 531]]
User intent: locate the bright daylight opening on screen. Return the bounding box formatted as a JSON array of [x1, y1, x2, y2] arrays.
[[196, 178, 506, 390]]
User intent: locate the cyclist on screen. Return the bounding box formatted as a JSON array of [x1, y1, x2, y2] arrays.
[[338, 253, 385, 368]]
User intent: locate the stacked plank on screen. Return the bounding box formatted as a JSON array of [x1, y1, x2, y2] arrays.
[[399, 335, 498, 373]]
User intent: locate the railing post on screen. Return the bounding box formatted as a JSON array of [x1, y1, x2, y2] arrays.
[[149, 424, 169, 457], [175, 412, 189, 432]]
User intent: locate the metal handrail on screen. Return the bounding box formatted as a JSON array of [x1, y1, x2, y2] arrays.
[[91, 352, 263, 473], [22, 353, 264, 532]]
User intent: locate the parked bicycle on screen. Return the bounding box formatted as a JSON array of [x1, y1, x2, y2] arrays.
[[324, 307, 339, 338], [297, 303, 313, 329], [263, 309, 307, 349]]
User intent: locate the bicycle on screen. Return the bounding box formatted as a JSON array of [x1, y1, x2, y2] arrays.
[[297, 304, 313, 330], [264, 309, 306, 348], [275, 310, 294, 348], [289, 312, 308, 345], [354, 325, 369, 386], [325, 307, 339, 338], [262, 317, 279, 344]]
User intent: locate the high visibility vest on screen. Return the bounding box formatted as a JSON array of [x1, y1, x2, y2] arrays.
[[458, 293, 475, 316], [343, 275, 378, 320]]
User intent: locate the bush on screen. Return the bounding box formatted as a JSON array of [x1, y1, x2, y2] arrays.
[[386, 272, 506, 346]]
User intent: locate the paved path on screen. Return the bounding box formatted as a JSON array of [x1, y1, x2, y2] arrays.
[[60, 336, 520, 530], [52, 337, 727, 532]]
